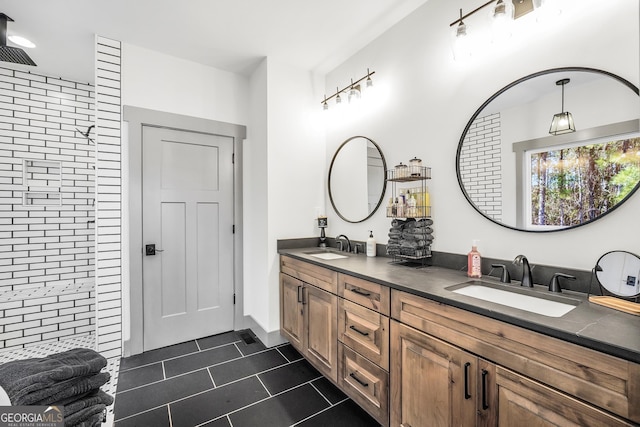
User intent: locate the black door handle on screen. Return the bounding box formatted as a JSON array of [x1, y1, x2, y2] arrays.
[[482, 369, 489, 410]]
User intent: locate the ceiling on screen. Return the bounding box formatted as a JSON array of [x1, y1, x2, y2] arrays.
[[0, 0, 429, 84]]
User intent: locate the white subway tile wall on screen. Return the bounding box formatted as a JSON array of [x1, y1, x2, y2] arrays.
[[95, 36, 123, 360], [0, 65, 96, 350], [459, 113, 503, 221]]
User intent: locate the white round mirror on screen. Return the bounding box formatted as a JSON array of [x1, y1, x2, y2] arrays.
[[595, 251, 640, 297], [328, 136, 387, 223]]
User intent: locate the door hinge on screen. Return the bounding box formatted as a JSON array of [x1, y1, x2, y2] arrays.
[[232, 153, 235, 164], [233, 293, 236, 304], [232, 224, 235, 234]]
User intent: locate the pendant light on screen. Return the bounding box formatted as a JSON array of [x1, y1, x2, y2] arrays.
[[549, 78, 575, 135]]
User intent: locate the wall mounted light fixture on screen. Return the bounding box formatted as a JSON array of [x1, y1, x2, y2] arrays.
[[322, 69, 375, 110], [549, 78, 576, 135], [450, 0, 556, 59]]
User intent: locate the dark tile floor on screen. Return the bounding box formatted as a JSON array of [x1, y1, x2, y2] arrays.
[[114, 329, 380, 427]]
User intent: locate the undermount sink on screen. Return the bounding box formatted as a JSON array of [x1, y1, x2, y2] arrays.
[[447, 281, 579, 317], [303, 250, 348, 260]]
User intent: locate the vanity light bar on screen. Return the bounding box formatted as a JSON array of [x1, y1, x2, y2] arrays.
[[322, 69, 375, 110]]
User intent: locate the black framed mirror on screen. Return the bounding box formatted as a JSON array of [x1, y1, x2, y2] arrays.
[[456, 67, 640, 232], [328, 136, 387, 223], [595, 250, 640, 298]]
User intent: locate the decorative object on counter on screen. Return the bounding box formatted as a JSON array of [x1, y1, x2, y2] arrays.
[[321, 68, 375, 110], [456, 67, 640, 233], [366, 230, 376, 257], [317, 215, 328, 248], [328, 136, 387, 223], [594, 250, 640, 297], [467, 240, 482, 278], [590, 251, 640, 315]]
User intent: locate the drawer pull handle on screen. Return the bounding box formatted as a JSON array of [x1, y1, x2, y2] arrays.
[[464, 362, 471, 399], [350, 287, 371, 297], [349, 325, 370, 336], [297, 285, 302, 303], [349, 372, 369, 387], [481, 369, 489, 410]]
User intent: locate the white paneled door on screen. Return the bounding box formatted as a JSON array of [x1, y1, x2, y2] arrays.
[[142, 126, 234, 351]]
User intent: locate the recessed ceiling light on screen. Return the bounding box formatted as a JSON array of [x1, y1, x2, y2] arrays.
[[8, 35, 35, 49]]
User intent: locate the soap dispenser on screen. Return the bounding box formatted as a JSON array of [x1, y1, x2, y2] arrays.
[[367, 231, 377, 257], [467, 240, 482, 278]]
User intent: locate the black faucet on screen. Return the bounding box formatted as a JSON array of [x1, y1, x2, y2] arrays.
[[513, 255, 533, 287], [549, 273, 576, 293], [491, 264, 511, 283], [335, 234, 351, 252]]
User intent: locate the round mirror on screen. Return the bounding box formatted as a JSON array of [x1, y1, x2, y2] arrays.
[[328, 136, 387, 223], [595, 251, 640, 297], [456, 67, 640, 232]]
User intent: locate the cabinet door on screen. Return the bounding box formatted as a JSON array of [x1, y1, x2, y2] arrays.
[[496, 367, 636, 427], [390, 321, 476, 427], [304, 284, 338, 382], [280, 273, 303, 351]]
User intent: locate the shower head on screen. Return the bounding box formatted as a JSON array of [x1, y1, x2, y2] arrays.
[[0, 13, 36, 66]]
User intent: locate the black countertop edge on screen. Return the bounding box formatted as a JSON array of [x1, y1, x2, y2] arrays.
[[278, 247, 640, 365]]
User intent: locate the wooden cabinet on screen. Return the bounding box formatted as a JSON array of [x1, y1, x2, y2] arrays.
[[337, 273, 391, 426], [305, 283, 338, 381], [338, 343, 389, 425], [280, 273, 304, 350], [279, 256, 338, 382], [281, 256, 640, 427], [391, 289, 640, 426], [496, 367, 635, 427], [390, 320, 495, 427]]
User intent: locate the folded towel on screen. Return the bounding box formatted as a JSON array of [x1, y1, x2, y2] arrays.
[[64, 389, 113, 418], [65, 403, 106, 427], [0, 348, 107, 404], [26, 372, 110, 406], [74, 412, 103, 427]]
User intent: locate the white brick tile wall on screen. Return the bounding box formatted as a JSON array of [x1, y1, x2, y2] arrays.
[[459, 112, 503, 221], [0, 67, 96, 351], [95, 36, 122, 360]]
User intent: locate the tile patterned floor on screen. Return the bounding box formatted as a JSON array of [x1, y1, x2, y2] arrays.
[[114, 330, 380, 427]]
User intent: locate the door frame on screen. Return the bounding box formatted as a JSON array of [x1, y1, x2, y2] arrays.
[[123, 106, 246, 357]]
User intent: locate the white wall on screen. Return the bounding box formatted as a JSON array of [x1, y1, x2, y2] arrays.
[[121, 44, 250, 125], [323, 0, 640, 271], [265, 59, 326, 333]]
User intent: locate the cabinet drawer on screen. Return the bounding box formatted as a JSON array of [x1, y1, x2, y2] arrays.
[[391, 289, 640, 424], [281, 255, 338, 294], [497, 367, 636, 427], [338, 298, 389, 370], [338, 273, 390, 315], [338, 343, 389, 427]]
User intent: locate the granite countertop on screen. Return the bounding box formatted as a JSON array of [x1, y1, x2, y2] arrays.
[[279, 247, 640, 364]]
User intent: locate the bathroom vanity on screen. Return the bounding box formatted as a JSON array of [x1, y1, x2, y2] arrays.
[[279, 249, 640, 427]]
